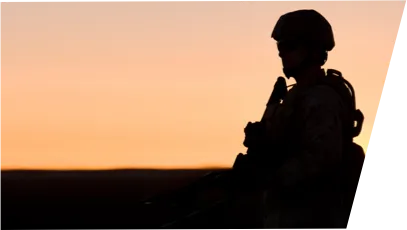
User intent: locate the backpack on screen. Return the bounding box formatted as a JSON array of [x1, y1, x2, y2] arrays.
[[318, 69, 366, 226]]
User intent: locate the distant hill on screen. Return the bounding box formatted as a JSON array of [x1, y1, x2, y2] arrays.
[[2, 169, 227, 199]]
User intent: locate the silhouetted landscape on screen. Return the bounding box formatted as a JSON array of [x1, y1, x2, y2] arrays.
[[0, 153, 385, 229], [0, 164, 372, 229], [2, 168, 233, 229], [4, 1, 397, 228]]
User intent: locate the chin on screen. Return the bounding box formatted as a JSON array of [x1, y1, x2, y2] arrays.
[[283, 68, 294, 79]]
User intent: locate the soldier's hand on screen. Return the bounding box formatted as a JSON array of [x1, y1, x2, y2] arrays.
[[243, 121, 267, 148]]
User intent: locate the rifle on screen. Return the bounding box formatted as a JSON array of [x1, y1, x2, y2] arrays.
[[232, 76, 288, 172]]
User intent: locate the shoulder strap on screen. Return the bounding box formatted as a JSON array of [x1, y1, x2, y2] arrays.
[[321, 69, 365, 140]]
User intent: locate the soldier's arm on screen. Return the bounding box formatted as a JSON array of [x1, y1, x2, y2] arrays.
[[273, 86, 344, 189]]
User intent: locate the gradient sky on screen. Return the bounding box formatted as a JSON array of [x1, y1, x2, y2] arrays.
[[1, 2, 405, 170]]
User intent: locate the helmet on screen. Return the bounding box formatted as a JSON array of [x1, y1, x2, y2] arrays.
[[272, 9, 335, 51]]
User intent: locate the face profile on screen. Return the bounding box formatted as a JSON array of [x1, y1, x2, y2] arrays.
[[277, 42, 303, 69], [277, 40, 308, 78]]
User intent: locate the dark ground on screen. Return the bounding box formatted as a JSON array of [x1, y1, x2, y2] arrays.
[[0, 164, 385, 230], [2, 168, 234, 229]]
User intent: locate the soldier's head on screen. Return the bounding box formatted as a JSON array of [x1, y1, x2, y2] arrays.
[[271, 10, 335, 80]]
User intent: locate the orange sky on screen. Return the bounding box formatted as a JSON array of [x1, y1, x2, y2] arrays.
[[1, 2, 405, 170]]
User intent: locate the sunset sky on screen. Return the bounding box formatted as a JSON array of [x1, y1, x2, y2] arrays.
[[1, 2, 405, 170]]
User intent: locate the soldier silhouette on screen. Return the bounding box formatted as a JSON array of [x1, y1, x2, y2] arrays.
[[240, 9, 365, 228]]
